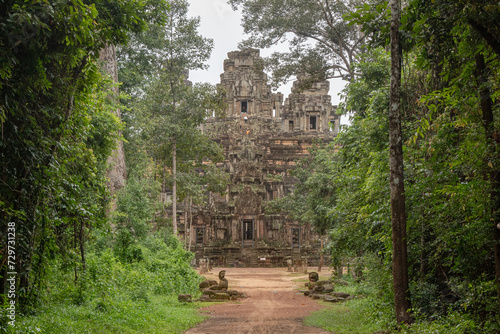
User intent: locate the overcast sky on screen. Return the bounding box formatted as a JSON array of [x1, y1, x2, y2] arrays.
[[187, 0, 345, 106]]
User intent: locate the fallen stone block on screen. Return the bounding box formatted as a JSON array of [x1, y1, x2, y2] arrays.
[[227, 290, 242, 296], [178, 294, 192, 302], [313, 285, 325, 293], [213, 292, 231, 300], [315, 280, 330, 286], [199, 280, 211, 289], [330, 291, 350, 299], [310, 294, 329, 300], [202, 288, 218, 297], [199, 295, 211, 302], [323, 296, 345, 303], [323, 284, 334, 293]]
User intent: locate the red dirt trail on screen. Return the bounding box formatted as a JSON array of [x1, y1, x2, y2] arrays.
[[184, 267, 330, 334]]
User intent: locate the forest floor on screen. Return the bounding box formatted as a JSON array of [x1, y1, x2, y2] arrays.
[[184, 267, 330, 334]]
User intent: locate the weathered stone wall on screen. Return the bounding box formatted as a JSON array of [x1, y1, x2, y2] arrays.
[[283, 74, 340, 134], [177, 49, 339, 267]]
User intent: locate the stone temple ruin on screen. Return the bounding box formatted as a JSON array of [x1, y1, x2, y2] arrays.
[[176, 49, 340, 267]]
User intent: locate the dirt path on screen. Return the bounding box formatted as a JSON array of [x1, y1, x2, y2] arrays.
[[184, 267, 330, 334]]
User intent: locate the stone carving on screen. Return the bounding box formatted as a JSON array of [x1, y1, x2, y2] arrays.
[[218, 270, 228, 290], [293, 258, 301, 272], [302, 257, 308, 274], [198, 258, 212, 274]]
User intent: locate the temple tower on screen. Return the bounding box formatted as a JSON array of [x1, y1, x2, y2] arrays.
[[180, 49, 340, 267]]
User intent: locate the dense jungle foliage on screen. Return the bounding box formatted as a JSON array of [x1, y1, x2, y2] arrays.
[[263, 0, 500, 332], [0, 0, 216, 332], [1, 0, 500, 333]]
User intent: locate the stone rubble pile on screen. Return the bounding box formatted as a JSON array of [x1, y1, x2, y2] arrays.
[[178, 270, 247, 303], [300, 272, 352, 303]]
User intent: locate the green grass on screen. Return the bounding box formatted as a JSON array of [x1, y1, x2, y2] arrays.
[[301, 275, 389, 333], [9, 295, 207, 334], [304, 298, 387, 334]]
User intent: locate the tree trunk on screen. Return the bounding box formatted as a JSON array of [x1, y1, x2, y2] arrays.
[[172, 135, 177, 235], [99, 44, 127, 195], [389, 0, 412, 325], [188, 196, 193, 252], [74, 219, 78, 282], [184, 197, 188, 242], [475, 53, 500, 309], [80, 219, 86, 271], [318, 239, 324, 272], [419, 220, 427, 282], [162, 163, 166, 204]]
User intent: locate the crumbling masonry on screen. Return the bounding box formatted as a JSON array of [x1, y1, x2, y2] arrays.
[[177, 49, 340, 267]]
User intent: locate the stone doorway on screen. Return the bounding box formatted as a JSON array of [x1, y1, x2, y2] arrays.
[[243, 220, 254, 240], [292, 227, 300, 248], [242, 219, 254, 247], [196, 227, 204, 246]]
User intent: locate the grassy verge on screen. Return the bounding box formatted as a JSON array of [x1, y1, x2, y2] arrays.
[[9, 295, 207, 334], [299, 274, 390, 334], [0, 233, 211, 334], [304, 298, 387, 334]]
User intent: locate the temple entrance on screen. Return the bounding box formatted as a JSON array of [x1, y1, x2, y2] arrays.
[[243, 220, 254, 240], [242, 220, 254, 247], [292, 227, 300, 248], [309, 115, 317, 130], [196, 227, 204, 246]]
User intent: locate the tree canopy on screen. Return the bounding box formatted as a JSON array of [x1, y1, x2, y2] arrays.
[[118, 0, 227, 236], [0, 0, 167, 311], [229, 0, 366, 87], [269, 0, 500, 329]]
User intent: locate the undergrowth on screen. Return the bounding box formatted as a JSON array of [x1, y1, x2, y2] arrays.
[[303, 270, 391, 334], [2, 231, 205, 333], [304, 258, 500, 334], [10, 295, 205, 334]]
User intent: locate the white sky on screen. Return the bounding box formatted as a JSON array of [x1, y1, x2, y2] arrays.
[[187, 0, 346, 107]]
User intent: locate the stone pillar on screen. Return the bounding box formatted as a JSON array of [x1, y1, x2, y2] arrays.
[[199, 258, 207, 274], [286, 258, 293, 272]]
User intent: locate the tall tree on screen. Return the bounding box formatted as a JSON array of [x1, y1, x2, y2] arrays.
[[229, 0, 366, 86], [118, 0, 216, 235], [100, 0, 170, 194], [137, 76, 225, 235], [100, 44, 127, 194], [399, 0, 500, 313], [0, 0, 154, 310], [389, 0, 411, 324]]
